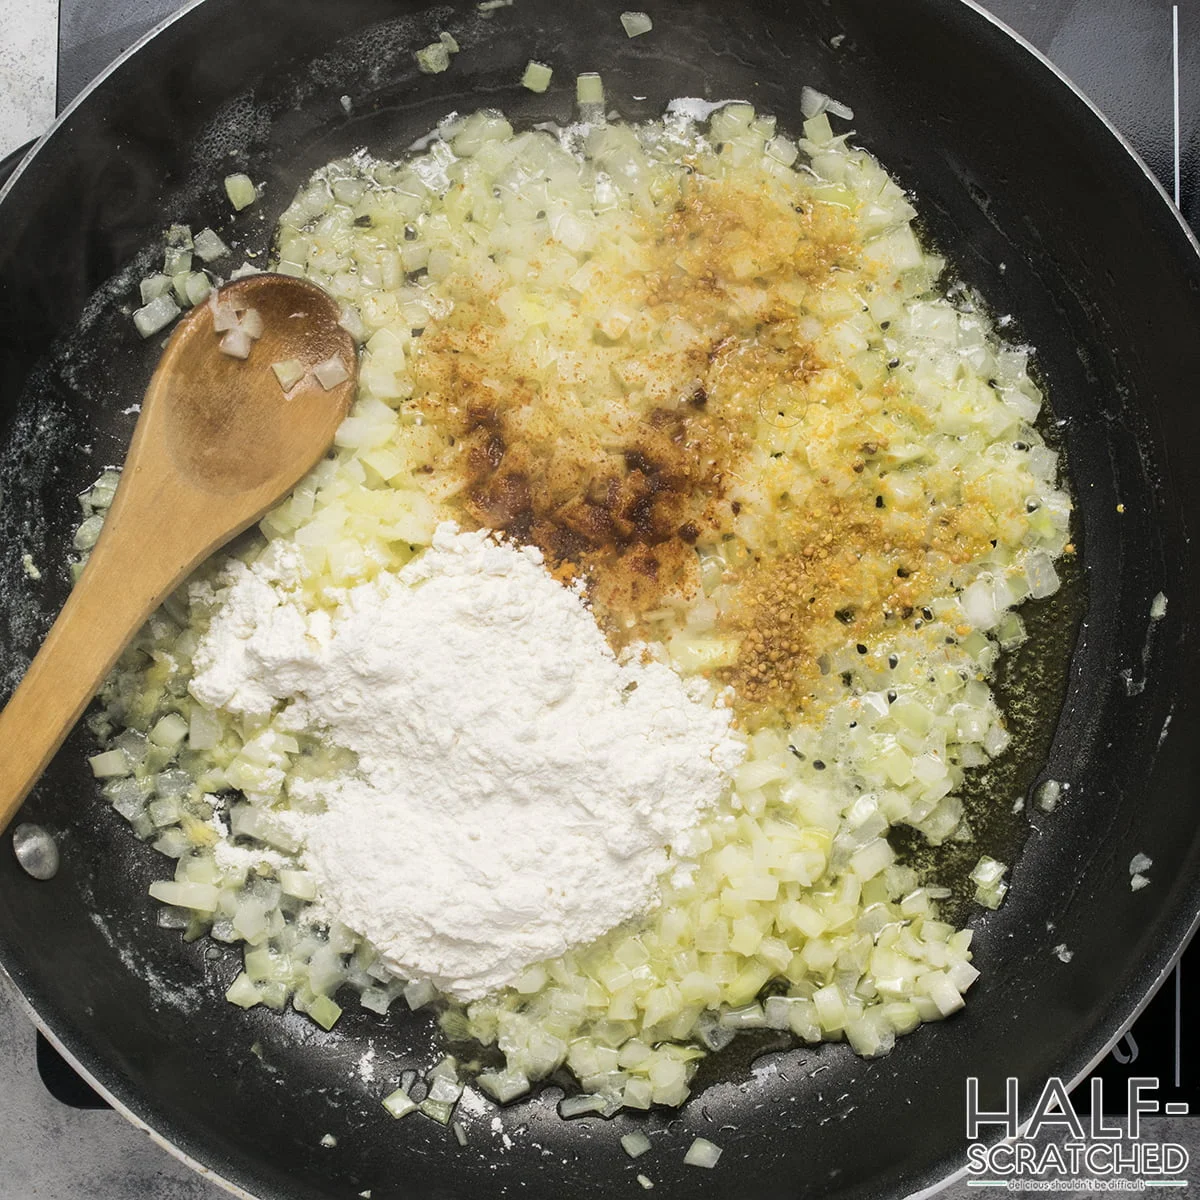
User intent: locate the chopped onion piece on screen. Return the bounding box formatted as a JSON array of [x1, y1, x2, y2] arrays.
[[149, 713, 189, 749], [210, 297, 239, 332], [220, 329, 253, 360], [621, 1132, 652, 1159], [718, 1003, 766, 1029], [73, 514, 103, 551], [224, 173, 258, 211], [271, 358, 306, 392], [558, 1093, 606, 1118], [187, 707, 221, 752], [802, 112, 834, 146], [800, 85, 854, 121], [164, 246, 192, 277], [576, 73, 604, 106], [89, 749, 131, 779], [183, 272, 212, 306], [452, 1120, 468, 1146], [279, 869, 318, 900], [416, 42, 451, 74], [133, 293, 180, 339], [620, 11, 653, 36], [684, 1138, 722, 1168], [970, 855, 1009, 909], [149, 880, 220, 912], [193, 228, 229, 262], [419, 1098, 455, 1125], [427, 1055, 460, 1082], [1024, 551, 1060, 599], [313, 355, 350, 390], [382, 1088, 417, 1118], [403, 978, 437, 1009], [477, 1066, 530, 1103], [225, 972, 262, 1009], [139, 274, 173, 304], [521, 61, 553, 93], [239, 307, 265, 339], [1034, 779, 1062, 811], [428, 1075, 465, 1104], [308, 994, 342, 1030], [438, 30, 460, 53]]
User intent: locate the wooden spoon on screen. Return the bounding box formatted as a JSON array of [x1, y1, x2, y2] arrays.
[[0, 273, 356, 834]]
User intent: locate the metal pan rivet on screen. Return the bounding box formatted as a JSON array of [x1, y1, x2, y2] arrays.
[[12, 822, 60, 880]]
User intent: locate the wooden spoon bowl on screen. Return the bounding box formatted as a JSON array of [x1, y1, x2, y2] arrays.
[[0, 273, 356, 832]]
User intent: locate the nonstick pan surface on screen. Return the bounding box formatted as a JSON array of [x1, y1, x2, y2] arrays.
[[1, 2, 1198, 1197]]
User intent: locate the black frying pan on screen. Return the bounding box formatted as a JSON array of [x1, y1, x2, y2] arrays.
[[1, 1, 1198, 1197]]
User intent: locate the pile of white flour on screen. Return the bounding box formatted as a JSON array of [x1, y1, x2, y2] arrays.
[[190, 523, 743, 1000]]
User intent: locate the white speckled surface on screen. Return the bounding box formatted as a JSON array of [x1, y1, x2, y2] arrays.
[[0, 0, 57, 160]]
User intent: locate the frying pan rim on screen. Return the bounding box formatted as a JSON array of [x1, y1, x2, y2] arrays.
[[1, 0, 1198, 1198], [0, 0, 209, 211]]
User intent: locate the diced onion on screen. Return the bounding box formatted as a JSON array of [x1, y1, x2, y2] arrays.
[[280, 870, 318, 900], [149, 713, 189, 749], [622, 1132, 652, 1158], [416, 42, 451, 74], [800, 86, 854, 121], [477, 1067, 530, 1103], [225, 972, 262, 1008], [419, 1098, 455, 1125], [558, 1093, 606, 1118], [576, 73, 604, 106], [240, 308, 264, 340], [193, 228, 229, 262], [313, 356, 350, 390], [133, 293, 180, 339], [220, 329, 253, 359], [139, 274, 173, 304], [183, 272, 212, 307], [308, 994, 343, 1030], [89, 749, 131, 779], [684, 1138, 722, 1168], [224, 173, 258, 211], [521, 61, 553, 93], [382, 1088, 417, 1118], [210, 296, 239, 331], [620, 12, 653, 37], [149, 880, 220, 912]]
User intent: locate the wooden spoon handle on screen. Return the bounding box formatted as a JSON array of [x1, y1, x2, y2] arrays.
[[0, 472, 204, 832], [0, 275, 355, 835]]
